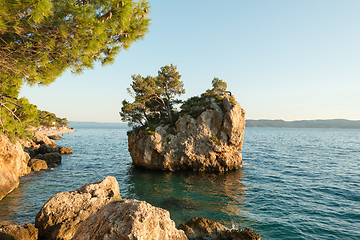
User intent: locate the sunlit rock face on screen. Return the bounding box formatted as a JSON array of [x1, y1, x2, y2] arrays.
[[128, 94, 246, 172], [0, 135, 31, 201], [73, 199, 188, 240], [35, 176, 120, 240]]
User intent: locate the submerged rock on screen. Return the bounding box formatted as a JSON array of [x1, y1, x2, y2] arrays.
[[35, 176, 120, 240], [73, 199, 188, 240], [0, 135, 31, 201], [178, 217, 261, 240], [128, 94, 246, 172], [0, 222, 38, 240]]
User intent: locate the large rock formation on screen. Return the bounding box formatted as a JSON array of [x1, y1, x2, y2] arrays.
[[0, 222, 38, 240], [128, 94, 246, 171], [35, 176, 121, 240], [178, 217, 261, 240], [0, 135, 31, 201], [73, 199, 188, 240]]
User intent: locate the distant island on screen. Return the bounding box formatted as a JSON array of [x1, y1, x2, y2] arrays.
[[246, 119, 360, 129]]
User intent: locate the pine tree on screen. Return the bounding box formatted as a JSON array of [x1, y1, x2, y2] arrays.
[[0, 0, 150, 136], [0, 0, 150, 86], [120, 64, 185, 127]]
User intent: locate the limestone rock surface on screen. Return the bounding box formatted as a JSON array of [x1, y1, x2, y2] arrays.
[[59, 146, 73, 154], [73, 199, 188, 240], [178, 217, 261, 240], [34, 131, 57, 148], [128, 94, 246, 171], [0, 222, 38, 240], [35, 176, 120, 240], [0, 135, 31, 200], [28, 158, 48, 171]]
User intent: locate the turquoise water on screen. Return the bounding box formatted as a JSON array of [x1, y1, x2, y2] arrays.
[[0, 123, 359, 239]]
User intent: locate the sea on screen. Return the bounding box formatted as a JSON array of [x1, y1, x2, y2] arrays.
[[0, 123, 359, 239]]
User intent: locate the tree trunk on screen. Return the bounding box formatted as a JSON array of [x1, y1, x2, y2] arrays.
[[165, 101, 173, 122]]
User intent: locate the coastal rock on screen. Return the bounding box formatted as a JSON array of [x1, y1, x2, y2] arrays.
[[28, 159, 48, 171], [128, 94, 246, 171], [35, 176, 120, 240], [0, 222, 38, 240], [34, 152, 61, 167], [0, 135, 31, 201], [73, 199, 188, 240], [49, 135, 63, 140], [59, 146, 73, 155], [33, 131, 57, 148], [178, 217, 227, 239], [217, 228, 261, 240], [178, 217, 261, 240]]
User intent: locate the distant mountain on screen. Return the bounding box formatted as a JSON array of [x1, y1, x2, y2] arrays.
[[246, 119, 360, 129]]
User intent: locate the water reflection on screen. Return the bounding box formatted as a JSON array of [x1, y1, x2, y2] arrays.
[[0, 173, 42, 224], [125, 168, 250, 227]]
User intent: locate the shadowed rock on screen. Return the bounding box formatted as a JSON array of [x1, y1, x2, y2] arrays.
[[34, 152, 61, 167], [178, 217, 261, 240], [0, 222, 38, 240]]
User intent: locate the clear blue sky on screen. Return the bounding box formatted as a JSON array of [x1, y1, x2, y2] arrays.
[[20, 0, 360, 123]]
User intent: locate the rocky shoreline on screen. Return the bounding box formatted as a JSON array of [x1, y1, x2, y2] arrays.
[[0, 131, 73, 201], [0, 176, 261, 240]]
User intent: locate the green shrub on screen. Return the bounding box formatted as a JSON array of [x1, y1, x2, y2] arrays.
[[147, 130, 155, 135], [210, 135, 220, 143]]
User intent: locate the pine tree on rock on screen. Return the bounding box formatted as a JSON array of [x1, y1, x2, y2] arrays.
[[120, 64, 185, 127]]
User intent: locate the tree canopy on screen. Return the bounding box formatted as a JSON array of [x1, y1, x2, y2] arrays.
[[0, 0, 150, 86], [0, 0, 150, 137], [202, 77, 227, 97], [120, 64, 185, 127], [120, 67, 232, 130]]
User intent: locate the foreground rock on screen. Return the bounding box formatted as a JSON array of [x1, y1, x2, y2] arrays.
[[35, 176, 120, 240], [73, 199, 188, 240], [0, 222, 38, 240], [178, 217, 261, 240], [0, 135, 31, 201], [128, 94, 246, 171]]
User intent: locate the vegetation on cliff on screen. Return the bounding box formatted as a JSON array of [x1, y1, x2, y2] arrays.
[[120, 66, 230, 130], [120, 64, 185, 127], [0, 0, 150, 137]]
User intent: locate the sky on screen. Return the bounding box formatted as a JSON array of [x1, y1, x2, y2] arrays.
[[20, 0, 360, 123]]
